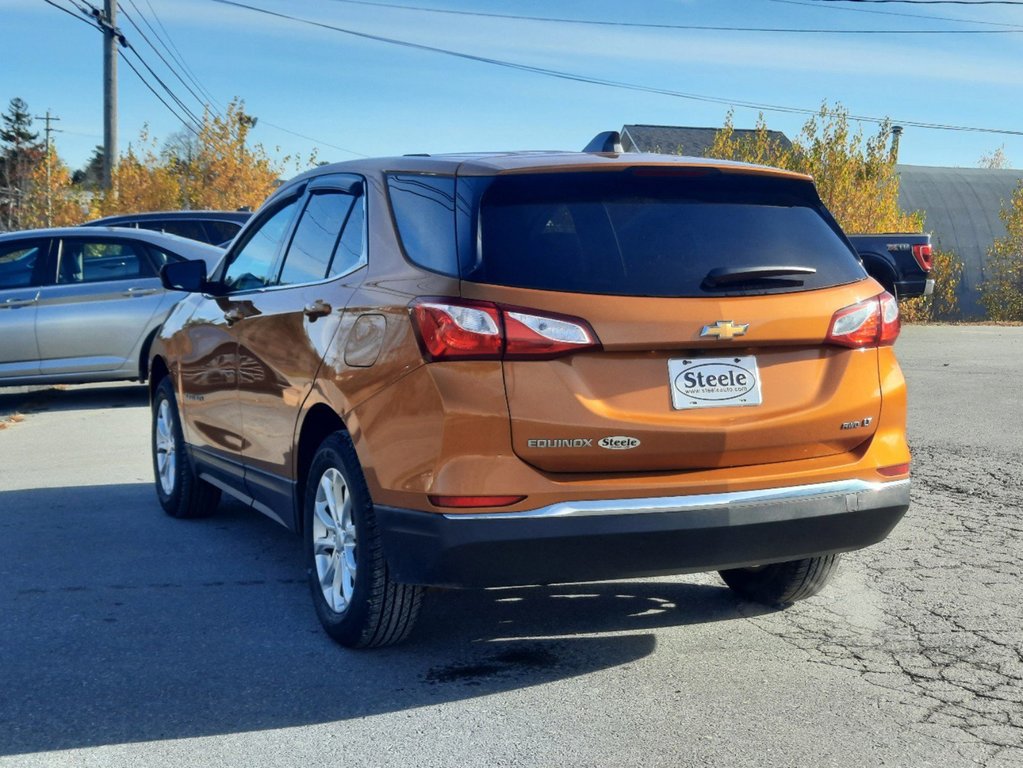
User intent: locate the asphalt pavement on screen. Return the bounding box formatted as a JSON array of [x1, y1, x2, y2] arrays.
[[0, 325, 1021, 767]]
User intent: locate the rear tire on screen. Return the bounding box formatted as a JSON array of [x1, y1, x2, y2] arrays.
[[719, 554, 841, 606], [152, 377, 221, 519], [305, 431, 423, 648]]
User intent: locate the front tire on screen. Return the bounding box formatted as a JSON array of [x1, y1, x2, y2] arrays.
[[152, 377, 220, 519], [305, 432, 422, 648], [719, 554, 841, 606]]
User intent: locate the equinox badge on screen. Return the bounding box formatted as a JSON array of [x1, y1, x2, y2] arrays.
[[700, 320, 749, 340]]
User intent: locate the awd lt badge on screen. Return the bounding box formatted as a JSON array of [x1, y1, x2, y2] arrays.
[[700, 321, 749, 340]]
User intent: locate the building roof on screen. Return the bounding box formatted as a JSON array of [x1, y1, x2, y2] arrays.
[[896, 164, 1022, 318], [621, 124, 793, 158]]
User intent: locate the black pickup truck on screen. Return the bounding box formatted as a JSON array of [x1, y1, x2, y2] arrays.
[[848, 233, 933, 299]]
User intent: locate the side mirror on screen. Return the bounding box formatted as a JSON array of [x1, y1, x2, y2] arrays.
[[161, 259, 210, 293]]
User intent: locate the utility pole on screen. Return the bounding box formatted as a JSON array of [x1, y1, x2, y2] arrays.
[[92, 1, 119, 192], [33, 111, 62, 227]]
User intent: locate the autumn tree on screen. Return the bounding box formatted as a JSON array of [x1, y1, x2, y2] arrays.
[[980, 181, 1023, 321], [21, 145, 87, 228], [978, 146, 1011, 170], [706, 103, 961, 320], [93, 98, 285, 216]]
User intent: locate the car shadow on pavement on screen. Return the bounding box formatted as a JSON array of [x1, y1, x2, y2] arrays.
[[0, 483, 774, 756], [0, 383, 148, 418]]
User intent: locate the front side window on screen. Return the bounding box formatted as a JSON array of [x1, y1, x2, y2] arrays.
[[278, 192, 355, 286], [0, 241, 46, 289], [223, 199, 300, 292], [58, 240, 153, 284]]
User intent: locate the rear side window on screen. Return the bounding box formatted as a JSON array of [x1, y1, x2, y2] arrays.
[[58, 240, 153, 284], [468, 171, 865, 297], [387, 174, 457, 275]]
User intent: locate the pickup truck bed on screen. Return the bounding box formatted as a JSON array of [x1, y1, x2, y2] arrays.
[[848, 233, 933, 299]]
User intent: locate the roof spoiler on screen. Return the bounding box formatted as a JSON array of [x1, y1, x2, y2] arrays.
[[582, 131, 623, 154]]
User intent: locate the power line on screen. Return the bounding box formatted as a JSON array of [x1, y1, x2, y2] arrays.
[[117, 1, 216, 117], [128, 0, 225, 113], [121, 42, 205, 128], [210, 0, 1023, 138], [767, 0, 1023, 27], [322, 0, 1023, 33], [808, 0, 1023, 4], [257, 120, 369, 158], [41, 0, 100, 29], [117, 50, 200, 135]]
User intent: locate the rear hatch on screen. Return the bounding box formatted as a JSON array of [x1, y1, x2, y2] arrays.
[[459, 167, 885, 474]]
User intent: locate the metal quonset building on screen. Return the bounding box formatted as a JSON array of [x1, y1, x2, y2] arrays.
[[896, 165, 1022, 319]]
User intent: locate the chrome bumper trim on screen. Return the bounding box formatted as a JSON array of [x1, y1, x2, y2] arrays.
[[443, 478, 910, 521]]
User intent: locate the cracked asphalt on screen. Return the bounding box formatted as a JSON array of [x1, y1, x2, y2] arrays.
[[0, 324, 1020, 767]]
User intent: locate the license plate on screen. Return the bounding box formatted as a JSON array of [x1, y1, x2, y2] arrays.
[[668, 356, 762, 410]]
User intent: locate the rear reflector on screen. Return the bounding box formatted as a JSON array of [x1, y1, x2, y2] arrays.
[[826, 292, 900, 348], [429, 495, 526, 508], [911, 243, 933, 272], [410, 298, 600, 361], [877, 463, 910, 478]]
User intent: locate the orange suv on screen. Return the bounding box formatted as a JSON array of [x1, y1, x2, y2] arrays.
[[150, 137, 911, 648]]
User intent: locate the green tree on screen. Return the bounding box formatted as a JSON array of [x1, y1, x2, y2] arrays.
[[72, 146, 105, 189], [980, 181, 1023, 321], [0, 97, 43, 230]]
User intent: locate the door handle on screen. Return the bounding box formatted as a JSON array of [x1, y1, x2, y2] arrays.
[[1, 298, 35, 309], [303, 300, 333, 320], [122, 287, 158, 297], [224, 308, 245, 325]]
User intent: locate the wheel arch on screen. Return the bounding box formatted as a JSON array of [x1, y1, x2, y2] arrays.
[[294, 403, 348, 534], [149, 355, 170, 402], [860, 253, 899, 296], [138, 327, 161, 382]]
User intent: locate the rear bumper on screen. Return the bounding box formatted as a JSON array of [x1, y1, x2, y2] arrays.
[[375, 478, 910, 588]]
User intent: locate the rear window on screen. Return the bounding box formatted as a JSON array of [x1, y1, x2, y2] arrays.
[[467, 170, 865, 297]]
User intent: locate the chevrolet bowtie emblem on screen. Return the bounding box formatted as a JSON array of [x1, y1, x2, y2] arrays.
[[700, 320, 749, 340]]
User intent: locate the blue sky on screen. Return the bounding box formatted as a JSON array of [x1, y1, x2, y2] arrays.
[[4, 0, 1023, 173]]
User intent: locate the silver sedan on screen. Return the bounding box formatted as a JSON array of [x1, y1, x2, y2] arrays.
[[0, 226, 223, 386]]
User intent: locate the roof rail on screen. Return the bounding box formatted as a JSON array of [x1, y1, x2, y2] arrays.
[[582, 131, 623, 154]]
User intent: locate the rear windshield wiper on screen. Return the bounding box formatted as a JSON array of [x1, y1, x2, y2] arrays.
[[702, 265, 817, 289]]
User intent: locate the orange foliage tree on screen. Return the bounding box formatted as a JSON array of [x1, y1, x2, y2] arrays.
[[92, 99, 287, 217]]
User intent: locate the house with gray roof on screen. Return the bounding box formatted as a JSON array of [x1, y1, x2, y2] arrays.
[[621, 124, 792, 158], [620, 124, 1021, 318]]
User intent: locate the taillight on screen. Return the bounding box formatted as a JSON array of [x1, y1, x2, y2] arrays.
[[410, 300, 502, 361], [911, 243, 933, 272], [409, 298, 600, 361], [826, 292, 900, 348]]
